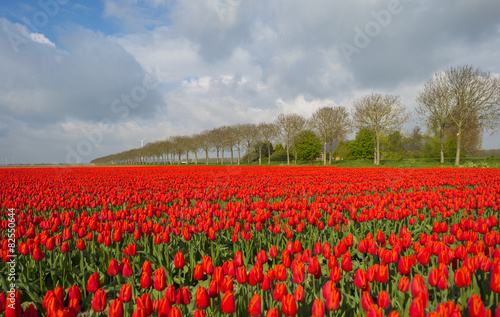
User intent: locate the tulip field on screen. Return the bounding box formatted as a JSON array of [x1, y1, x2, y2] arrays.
[[1, 166, 500, 317]]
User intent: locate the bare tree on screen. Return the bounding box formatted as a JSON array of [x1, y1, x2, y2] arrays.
[[444, 65, 500, 165], [309, 106, 351, 165], [416, 72, 453, 164], [198, 130, 212, 165], [290, 115, 307, 164], [352, 93, 409, 165], [241, 123, 258, 164], [257, 122, 278, 164], [275, 114, 306, 165], [231, 124, 246, 165]]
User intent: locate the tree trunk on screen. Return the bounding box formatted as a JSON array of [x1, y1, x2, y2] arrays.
[[455, 128, 462, 166], [185, 151, 189, 164], [286, 137, 290, 166], [205, 149, 209, 165], [294, 147, 297, 165], [323, 142, 327, 165], [439, 128, 444, 164], [216, 148, 219, 164], [374, 135, 377, 165], [267, 144, 271, 164], [221, 148, 224, 165], [195, 152, 198, 165], [259, 146, 262, 165], [230, 147, 234, 165], [329, 151, 332, 164], [376, 135, 380, 165], [237, 146, 241, 165]]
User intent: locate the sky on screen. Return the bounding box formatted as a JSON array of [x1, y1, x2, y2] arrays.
[[1, 0, 499, 164]]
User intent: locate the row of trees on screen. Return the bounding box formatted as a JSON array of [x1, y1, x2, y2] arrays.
[[92, 65, 500, 166]]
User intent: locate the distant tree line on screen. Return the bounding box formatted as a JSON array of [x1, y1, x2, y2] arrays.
[[92, 65, 500, 166]]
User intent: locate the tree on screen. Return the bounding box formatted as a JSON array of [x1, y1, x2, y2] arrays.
[[294, 130, 322, 164], [416, 72, 453, 164], [275, 114, 303, 165], [349, 128, 374, 159], [241, 123, 258, 164], [404, 126, 424, 158], [381, 131, 404, 160], [198, 130, 212, 165], [309, 106, 351, 165], [445, 65, 500, 165], [257, 122, 278, 164], [352, 93, 408, 165]]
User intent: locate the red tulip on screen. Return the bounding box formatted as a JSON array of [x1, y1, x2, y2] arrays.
[[236, 266, 248, 284], [398, 276, 410, 292], [33, 248, 44, 261], [167, 306, 181, 317], [196, 287, 209, 309], [174, 252, 185, 269], [221, 291, 235, 314], [140, 271, 152, 289], [354, 269, 368, 290], [270, 245, 278, 258], [91, 289, 107, 313], [193, 264, 204, 280], [157, 298, 172, 317], [468, 294, 486, 317], [325, 287, 341, 311], [409, 297, 425, 317], [120, 284, 132, 303], [273, 283, 287, 302], [294, 285, 304, 302], [154, 267, 167, 291], [377, 291, 390, 309], [248, 294, 261, 316], [266, 308, 279, 317], [77, 239, 86, 251], [108, 259, 120, 276], [61, 242, 69, 253], [122, 262, 133, 278], [87, 272, 101, 293], [376, 265, 388, 283], [341, 252, 352, 272], [367, 305, 383, 317], [176, 287, 191, 305], [208, 278, 220, 298], [361, 291, 374, 312], [68, 285, 82, 303], [312, 298, 325, 317], [282, 294, 297, 316], [23, 303, 38, 317], [136, 293, 153, 316], [193, 309, 206, 317], [109, 298, 123, 317]]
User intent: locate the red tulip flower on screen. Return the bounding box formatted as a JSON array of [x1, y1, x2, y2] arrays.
[[87, 272, 101, 293], [174, 252, 185, 269], [109, 298, 123, 317], [154, 267, 167, 291], [312, 298, 325, 317], [221, 291, 235, 314], [377, 291, 390, 309], [91, 289, 107, 313], [266, 308, 279, 317], [157, 298, 172, 317], [468, 294, 486, 317], [196, 287, 209, 309], [248, 294, 261, 316], [281, 294, 297, 316], [120, 284, 132, 303], [294, 285, 304, 302], [108, 259, 120, 276]]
